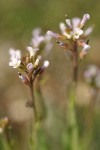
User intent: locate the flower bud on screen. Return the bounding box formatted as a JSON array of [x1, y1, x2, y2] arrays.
[[26, 57, 30, 64], [82, 43, 90, 52], [37, 61, 49, 75], [80, 14, 90, 28], [65, 19, 72, 29], [34, 58, 40, 68], [80, 43, 90, 59], [47, 31, 59, 38]]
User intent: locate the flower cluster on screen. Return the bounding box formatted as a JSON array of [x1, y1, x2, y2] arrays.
[[31, 27, 53, 55], [9, 47, 49, 86], [84, 65, 100, 88], [47, 14, 92, 59], [0, 117, 9, 134]]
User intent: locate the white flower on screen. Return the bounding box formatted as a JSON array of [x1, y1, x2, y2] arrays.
[[70, 27, 83, 40], [9, 48, 21, 59], [31, 27, 45, 47], [27, 47, 39, 58], [72, 17, 81, 29], [9, 58, 21, 68], [9, 49, 21, 68], [59, 21, 83, 40]]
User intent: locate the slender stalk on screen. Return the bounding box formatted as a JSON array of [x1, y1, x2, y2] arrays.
[[72, 41, 78, 83], [67, 40, 79, 150], [29, 81, 37, 121]]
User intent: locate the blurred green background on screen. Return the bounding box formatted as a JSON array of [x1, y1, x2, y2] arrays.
[[0, 0, 100, 150]]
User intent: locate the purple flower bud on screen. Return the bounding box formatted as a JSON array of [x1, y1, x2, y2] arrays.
[[27, 63, 34, 71]]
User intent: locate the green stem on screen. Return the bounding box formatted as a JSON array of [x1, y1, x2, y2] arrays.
[[68, 83, 79, 150], [67, 41, 79, 150]]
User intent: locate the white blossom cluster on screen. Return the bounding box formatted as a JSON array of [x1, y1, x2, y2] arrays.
[[47, 14, 92, 59], [9, 47, 49, 85], [9, 28, 52, 85]]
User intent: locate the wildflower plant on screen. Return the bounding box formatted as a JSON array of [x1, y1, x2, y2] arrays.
[[9, 47, 49, 120], [8, 28, 53, 150], [47, 14, 92, 150]]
